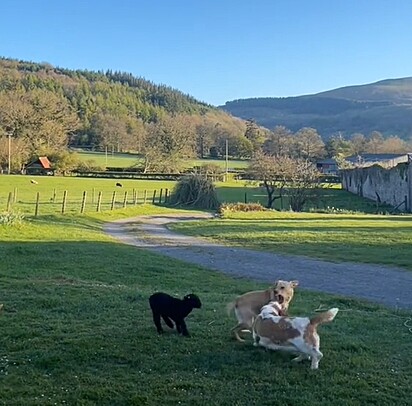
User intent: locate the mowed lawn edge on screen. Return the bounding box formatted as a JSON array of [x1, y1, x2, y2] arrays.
[[0, 207, 411, 405]]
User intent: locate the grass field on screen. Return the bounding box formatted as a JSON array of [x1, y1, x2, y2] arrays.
[[1, 205, 411, 405], [1, 175, 386, 218], [75, 151, 249, 170], [171, 210, 412, 271]]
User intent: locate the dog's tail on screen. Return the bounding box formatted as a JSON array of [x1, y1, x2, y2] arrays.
[[226, 300, 237, 316], [310, 308, 339, 327]]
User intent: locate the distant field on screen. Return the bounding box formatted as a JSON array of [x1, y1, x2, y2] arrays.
[[1, 175, 176, 216], [1, 175, 385, 216], [75, 151, 249, 170]]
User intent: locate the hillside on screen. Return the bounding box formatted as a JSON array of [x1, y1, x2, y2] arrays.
[[0, 57, 245, 149], [220, 78, 412, 139]]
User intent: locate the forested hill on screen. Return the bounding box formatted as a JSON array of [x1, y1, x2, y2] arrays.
[[0, 57, 244, 148], [0, 57, 209, 118], [220, 77, 412, 139]]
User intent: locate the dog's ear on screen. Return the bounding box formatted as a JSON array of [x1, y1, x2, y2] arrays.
[[290, 280, 299, 288], [273, 280, 280, 287]]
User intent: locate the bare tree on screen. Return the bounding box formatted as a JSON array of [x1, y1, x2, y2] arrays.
[[247, 152, 322, 211]]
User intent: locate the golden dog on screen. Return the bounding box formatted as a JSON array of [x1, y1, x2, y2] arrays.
[[227, 280, 299, 342]]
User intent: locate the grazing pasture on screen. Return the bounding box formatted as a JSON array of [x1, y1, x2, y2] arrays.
[[0, 207, 411, 405], [0, 175, 176, 216], [0, 174, 386, 217]]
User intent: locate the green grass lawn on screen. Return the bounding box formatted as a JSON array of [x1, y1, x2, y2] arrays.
[[75, 151, 249, 170], [1, 206, 411, 405], [171, 210, 412, 271], [0, 175, 176, 216]]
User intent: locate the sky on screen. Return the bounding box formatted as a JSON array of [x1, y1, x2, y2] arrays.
[[1, 0, 412, 106]]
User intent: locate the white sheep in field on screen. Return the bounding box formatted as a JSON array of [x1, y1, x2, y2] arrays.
[[30, 179, 38, 184]]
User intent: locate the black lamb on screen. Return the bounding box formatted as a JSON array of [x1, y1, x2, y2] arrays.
[[149, 292, 202, 336]]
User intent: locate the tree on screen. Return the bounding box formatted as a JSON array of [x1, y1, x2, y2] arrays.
[[349, 133, 367, 155], [244, 119, 263, 152], [143, 114, 196, 173], [287, 159, 323, 212], [263, 126, 294, 157], [365, 131, 384, 153], [376, 135, 409, 154], [326, 132, 352, 157], [0, 88, 79, 157], [295, 127, 325, 160], [247, 152, 322, 211], [247, 153, 295, 209]]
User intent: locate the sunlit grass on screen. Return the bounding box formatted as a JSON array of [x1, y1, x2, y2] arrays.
[[1, 208, 411, 405], [171, 211, 412, 271], [75, 151, 249, 170]]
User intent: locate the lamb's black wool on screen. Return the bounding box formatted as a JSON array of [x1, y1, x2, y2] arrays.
[[149, 292, 202, 336]]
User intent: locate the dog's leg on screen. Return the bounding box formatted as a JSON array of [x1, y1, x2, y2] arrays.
[[291, 354, 308, 363], [152, 311, 164, 334], [310, 350, 323, 370], [162, 315, 174, 329], [231, 323, 248, 342]]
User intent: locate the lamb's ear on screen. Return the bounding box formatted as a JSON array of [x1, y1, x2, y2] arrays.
[[290, 280, 299, 288]]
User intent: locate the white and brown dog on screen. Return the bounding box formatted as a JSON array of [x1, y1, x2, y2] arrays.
[[252, 299, 339, 369], [227, 280, 299, 342]]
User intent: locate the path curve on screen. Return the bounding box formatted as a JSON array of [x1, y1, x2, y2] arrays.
[[104, 213, 412, 310]]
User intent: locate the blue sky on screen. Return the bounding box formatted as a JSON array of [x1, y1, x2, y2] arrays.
[[1, 0, 412, 106]]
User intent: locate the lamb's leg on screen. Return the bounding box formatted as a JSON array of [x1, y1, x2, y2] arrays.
[[177, 319, 190, 336], [152, 311, 164, 334], [162, 315, 174, 329]]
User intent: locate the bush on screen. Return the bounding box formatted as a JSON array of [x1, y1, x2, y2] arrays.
[[219, 202, 266, 214], [170, 174, 219, 210], [0, 211, 25, 226]]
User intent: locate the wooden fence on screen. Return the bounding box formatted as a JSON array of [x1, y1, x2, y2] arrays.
[[3, 188, 170, 217]]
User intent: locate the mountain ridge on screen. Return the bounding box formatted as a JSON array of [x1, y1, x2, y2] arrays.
[[220, 77, 412, 139]]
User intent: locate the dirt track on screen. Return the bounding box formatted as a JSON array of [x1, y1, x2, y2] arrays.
[[104, 213, 412, 310]]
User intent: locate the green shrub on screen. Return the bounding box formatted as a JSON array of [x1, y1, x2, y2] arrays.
[[170, 174, 219, 210], [0, 211, 25, 226]]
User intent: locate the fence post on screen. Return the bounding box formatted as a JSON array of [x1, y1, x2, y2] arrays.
[[13, 188, 18, 203], [34, 192, 40, 217], [144, 190, 147, 204], [92, 187, 95, 204], [152, 190, 157, 204], [123, 191, 128, 208], [96, 191, 102, 212], [52, 188, 56, 203], [111, 191, 116, 210], [165, 188, 169, 203], [80, 191, 87, 214], [133, 189, 137, 205], [159, 188, 163, 204], [62, 190, 68, 214], [244, 192, 247, 204], [7, 192, 12, 211]]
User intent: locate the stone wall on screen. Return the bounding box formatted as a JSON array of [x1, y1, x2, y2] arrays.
[[341, 162, 412, 212]]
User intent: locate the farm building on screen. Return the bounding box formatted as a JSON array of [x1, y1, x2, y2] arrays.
[[316, 158, 339, 175], [25, 156, 53, 175]]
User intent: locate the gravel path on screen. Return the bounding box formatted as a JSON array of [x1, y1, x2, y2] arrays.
[[104, 213, 412, 310]]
